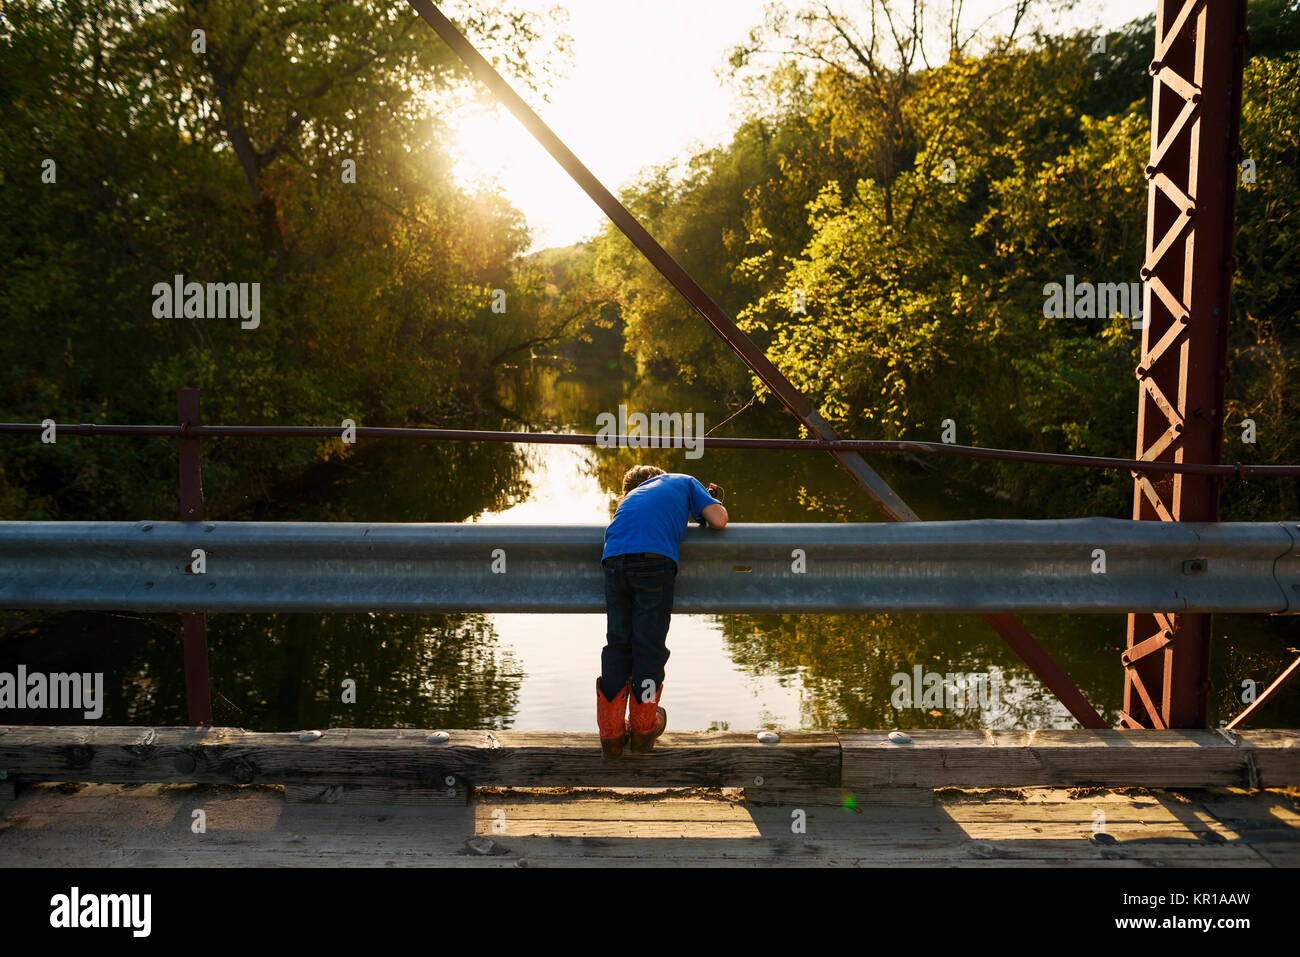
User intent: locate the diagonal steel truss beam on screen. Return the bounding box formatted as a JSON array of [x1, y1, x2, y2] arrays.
[[407, 0, 1106, 728], [1225, 657, 1300, 730]]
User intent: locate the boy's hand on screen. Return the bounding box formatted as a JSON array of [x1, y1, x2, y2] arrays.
[[698, 483, 727, 527]]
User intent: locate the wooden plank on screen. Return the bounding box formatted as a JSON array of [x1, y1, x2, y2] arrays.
[[1179, 786, 1300, 858], [744, 786, 933, 806], [284, 784, 469, 806], [472, 790, 752, 822], [482, 731, 838, 788], [0, 835, 1265, 868], [839, 729, 1300, 789], [743, 787, 851, 807], [1248, 842, 1300, 867], [0, 726, 496, 788], [1185, 786, 1300, 829], [0, 782, 1291, 868], [3, 727, 1294, 792], [0, 726, 839, 790], [1236, 730, 1300, 785], [4, 784, 1256, 844]]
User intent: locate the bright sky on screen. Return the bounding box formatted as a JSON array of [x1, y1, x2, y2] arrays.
[[441, 0, 1152, 251]]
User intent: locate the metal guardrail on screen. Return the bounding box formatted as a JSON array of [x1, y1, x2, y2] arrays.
[[1, 519, 1297, 614]]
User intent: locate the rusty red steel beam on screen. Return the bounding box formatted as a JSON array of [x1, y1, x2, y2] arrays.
[[178, 388, 212, 727], [1225, 657, 1300, 731], [1123, 0, 1248, 730], [406, 2, 1108, 727]]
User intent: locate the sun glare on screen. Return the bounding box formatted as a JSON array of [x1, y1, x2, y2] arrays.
[[447, 106, 514, 186], [441, 100, 594, 250]]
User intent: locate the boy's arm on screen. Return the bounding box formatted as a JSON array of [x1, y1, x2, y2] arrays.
[[700, 503, 728, 529], [690, 479, 727, 529]]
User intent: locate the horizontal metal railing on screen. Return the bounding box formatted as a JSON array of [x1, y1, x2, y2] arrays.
[[1, 519, 1297, 615], [4, 422, 1299, 479]]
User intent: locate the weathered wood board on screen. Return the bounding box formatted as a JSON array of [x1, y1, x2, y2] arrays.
[[484, 731, 839, 787], [3, 727, 1296, 795], [0, 727, 840, 789], [744, 786, 934, 806], [284, 784, 470, 806], [1, 782, 1294, 867], [839, 729, 1300, 790]]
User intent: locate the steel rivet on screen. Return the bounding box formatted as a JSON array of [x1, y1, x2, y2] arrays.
[[444, 775, 456, 787], [204, 524, 215, 532], [757, 731, 780, 745], [889, 731, 912, 745], [298, 730, 323, 742], [141, 524, 152, 532], [753, 775, 764, 786], [428, 731, 449, 744]]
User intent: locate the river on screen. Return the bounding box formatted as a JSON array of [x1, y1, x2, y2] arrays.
[[3, 360, 1296, 731]]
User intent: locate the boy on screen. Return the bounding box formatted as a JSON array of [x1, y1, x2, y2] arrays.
[[596, 465, 728, 757]]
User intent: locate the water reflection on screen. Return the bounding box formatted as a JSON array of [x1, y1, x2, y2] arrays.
[[1, 611, 522, 730], [230, 435, 533, 523]]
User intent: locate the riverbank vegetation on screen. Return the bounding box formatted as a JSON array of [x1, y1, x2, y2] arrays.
[[3, 1, 1297, 522], [0, 0, 574, 519], [576, 1, 1300, 519]]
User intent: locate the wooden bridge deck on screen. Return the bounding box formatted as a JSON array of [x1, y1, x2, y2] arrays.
[[2, 782, 1298, 867]]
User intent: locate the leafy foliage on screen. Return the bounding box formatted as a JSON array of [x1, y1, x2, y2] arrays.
[[576, 2, 1300, 518], [0, 0, 568, 518]]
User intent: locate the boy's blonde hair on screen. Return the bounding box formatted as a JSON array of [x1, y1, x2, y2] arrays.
[[621, 465, 665, 498]]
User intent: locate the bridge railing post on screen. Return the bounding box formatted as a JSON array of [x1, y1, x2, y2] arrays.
[[178, 387, 212, 726]]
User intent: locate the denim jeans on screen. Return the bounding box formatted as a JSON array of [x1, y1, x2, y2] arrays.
[[600, 553, 677, 703]]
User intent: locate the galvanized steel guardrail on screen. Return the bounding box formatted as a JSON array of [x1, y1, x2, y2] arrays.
[[0, 519, 1297, 615]]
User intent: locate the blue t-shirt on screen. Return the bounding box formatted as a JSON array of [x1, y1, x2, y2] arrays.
[[601, 473, 720, 565]]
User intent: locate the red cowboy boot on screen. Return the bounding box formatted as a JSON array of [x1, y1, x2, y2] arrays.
[[596, 677, 630, 758], [628, 681, 667, 753]]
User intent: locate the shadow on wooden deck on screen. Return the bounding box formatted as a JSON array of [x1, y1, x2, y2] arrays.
[[2, 782, 1297, 867]]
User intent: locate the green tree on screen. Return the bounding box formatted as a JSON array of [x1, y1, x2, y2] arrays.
[[0, 0, 568, 518]]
